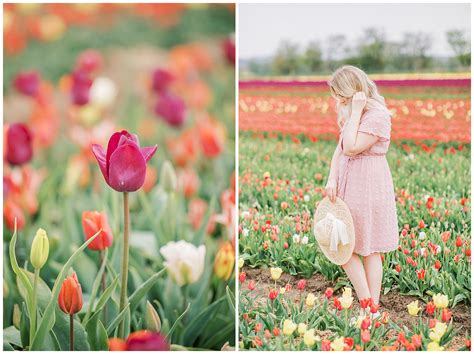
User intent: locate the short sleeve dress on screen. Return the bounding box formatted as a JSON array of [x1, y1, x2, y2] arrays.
[[336, 107, 399, 256]]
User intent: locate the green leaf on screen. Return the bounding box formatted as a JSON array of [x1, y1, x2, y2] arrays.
[[30, 230, 101, 350], [106, 303, 130, 337], [19, 302, 29, 348], [182, 295, 226, 345], [166, 302, 191, 340], [85, 311, 109, 350], [3, 326, 21, 347], [128, 269, 166, 313]]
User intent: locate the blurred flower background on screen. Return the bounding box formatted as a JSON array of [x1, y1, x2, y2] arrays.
[[4, 3, 235, 351]]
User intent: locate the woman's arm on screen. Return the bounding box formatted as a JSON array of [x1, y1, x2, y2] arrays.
[[342, 92, 379, 156], [325, 137, 342, 202]]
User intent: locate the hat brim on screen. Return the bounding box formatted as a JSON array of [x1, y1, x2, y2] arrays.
[[313, 196, 355, 265]]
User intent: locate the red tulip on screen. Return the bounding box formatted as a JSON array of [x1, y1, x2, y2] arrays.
[[6, 123, 33, 166], [361, 330, 370, 343], [151, 68, 174, 93], [333, 297, 342, 311], [297, 279, 306, 291], [222, 36, 235, 65], [425, 301, 436, 315], [255, 323, 262, 332], [58, 272, 83, 315], [92, 131, 157, 192], [411, 334, 422, 348], [154, 92, 186, 127], [321, 339, 331, 351], [416, 268, 425, 280], [395, 264, 401, 273], [456, 236, 463, 247], [418, 220, 425, 229], [198, 118, 226, 158], [441, 309, 452, 322], [344, 337, 354, 350], [273, 327, 280, 336], [361, 317, 371, 330], [239, 272, 246, 283], [434, 260, 441, 270], [359, 298, 371, 309], [4, 200, 25, 231], [269, 289, 278, 301], [247, 280, 256, 291], [126, 330, 170, 351], [71, 69, 93, 106], [82, 211, 113, 251], [325, 287, 334, 299], [370, 302, 379, 314], [13, 71, 40, 96], [428, 319, 437, 328]]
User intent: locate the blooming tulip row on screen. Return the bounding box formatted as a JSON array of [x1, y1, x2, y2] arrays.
[[238, 267, 470, 351]]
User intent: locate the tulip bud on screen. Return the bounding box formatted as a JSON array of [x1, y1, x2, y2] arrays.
[[160, 160, 177, 193], [145, 301, 161, 332], [58, 272, 83, 315], [30, 228, 49, 270], [13, 304, 21, 329], [214, 241, 235, 280]]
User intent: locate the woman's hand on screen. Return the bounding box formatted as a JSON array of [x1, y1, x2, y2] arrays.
[[325, 179, 337, 203], [351, 91, 367, 114]]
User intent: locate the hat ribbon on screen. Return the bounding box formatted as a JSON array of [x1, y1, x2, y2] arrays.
[[318, 212, 349, 251]]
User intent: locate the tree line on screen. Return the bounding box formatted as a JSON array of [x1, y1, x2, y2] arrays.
[[245, 28, 470, 76]]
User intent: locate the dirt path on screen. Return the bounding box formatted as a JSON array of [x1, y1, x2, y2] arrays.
[[242, 267, 471, 350]]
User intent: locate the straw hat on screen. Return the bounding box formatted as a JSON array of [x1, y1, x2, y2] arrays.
[[313, 196, 355, 265]]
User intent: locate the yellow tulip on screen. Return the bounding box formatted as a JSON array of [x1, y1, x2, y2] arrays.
[[298, 323, 307, 335], [305, 293, 316, 307], [330, 337, 345, 351], [432, 294, 449, 309], [429, 322, 447, 342], [279, 287, 286, 295], [339, 295, 353, 309], [304, 329, 316, 347], [427, 341, 444, 351], [238, 258, 245, 269], [342, 287, 352, 299], [407, 300, 421, 316], [30, 228, 49, 270], [283, 319, 297, 336], [213, 241, 235, 280], [270, 267, 283, 280], [263, 171, 271, 179]]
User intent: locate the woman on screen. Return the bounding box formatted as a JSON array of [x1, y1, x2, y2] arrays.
[[325, 65, 399, 318]]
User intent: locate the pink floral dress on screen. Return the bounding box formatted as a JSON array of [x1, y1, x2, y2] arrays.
[[336, 107, 399, 256]]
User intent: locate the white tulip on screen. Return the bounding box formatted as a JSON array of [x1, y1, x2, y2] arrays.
[[301, 236, 309, 245], [241, 211, 250, 219], [419, 232, 426, 240], [242, 228, 249, 237], [160, 241, 205, 286], [293, 234, 300, 244], [90, 76, 117, 108], [304, 195, 310, 202]]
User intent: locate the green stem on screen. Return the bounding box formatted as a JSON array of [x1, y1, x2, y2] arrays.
[[100, 250, 107, 325], [30, 268, 40, 347], [70, 314, 74, 351], [118, 192, 130, 338]]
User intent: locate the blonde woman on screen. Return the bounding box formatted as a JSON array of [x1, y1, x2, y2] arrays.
[[325, 65, 399, 318]]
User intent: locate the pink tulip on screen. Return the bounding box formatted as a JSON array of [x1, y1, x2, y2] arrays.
[[13, 71, 40, 96], [6, 123, 33, 165], [71, 69, 93, 106], [151, 68, 174, 93], [92, 130, 157, 192], [154, 92, 186, 127]]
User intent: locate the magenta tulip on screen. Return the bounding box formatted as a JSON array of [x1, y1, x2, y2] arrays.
[[6, 123, 33, 166], [152, 68, 174, 93], [154, 92, 186, 127], [13, 71, 40, 96], [71, 69, 93, 106], [92, 131, 157, 192]]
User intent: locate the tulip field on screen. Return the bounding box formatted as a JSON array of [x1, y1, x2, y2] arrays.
[[3, 4, 235, 351], [238, 75, 471, 350]]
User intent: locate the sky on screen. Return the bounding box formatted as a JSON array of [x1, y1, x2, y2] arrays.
[[239, 3, 471, 59]]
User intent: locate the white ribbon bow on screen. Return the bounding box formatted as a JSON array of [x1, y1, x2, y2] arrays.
[[316, 212, 349, 251]]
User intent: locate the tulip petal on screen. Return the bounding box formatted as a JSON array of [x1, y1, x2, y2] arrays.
[[91, 144, 108, 180], [106, 130, 132, 164], [141, 145, 158, 162], [108, 143, 147, 192]]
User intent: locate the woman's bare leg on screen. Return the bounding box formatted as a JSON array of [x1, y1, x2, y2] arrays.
[[341, 253, 371, 300], [362, 253, 383, 304]]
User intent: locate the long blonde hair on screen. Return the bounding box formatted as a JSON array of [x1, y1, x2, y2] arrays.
[[328, 65, 390, 129]]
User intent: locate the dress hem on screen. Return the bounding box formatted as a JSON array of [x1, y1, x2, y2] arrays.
[[353, 245, 398, 257]]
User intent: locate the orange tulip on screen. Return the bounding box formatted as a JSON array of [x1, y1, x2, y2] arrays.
[[58, 272, 83, 315], [82, 211, 113, 251]]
